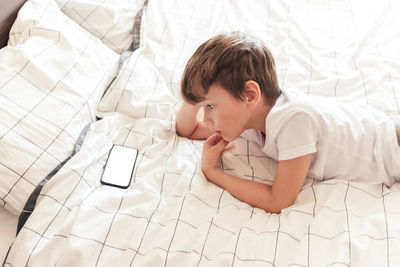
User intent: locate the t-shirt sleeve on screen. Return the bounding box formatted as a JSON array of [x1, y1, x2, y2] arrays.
[[276, 113, 318, 160]]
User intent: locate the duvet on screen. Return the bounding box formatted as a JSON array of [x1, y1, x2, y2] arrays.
[[2, 0, 400, 266]]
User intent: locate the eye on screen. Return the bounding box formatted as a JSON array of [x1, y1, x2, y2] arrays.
[[205, 104, 214, 110]]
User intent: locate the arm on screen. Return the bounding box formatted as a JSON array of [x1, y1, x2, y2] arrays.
[[175, 101, 214, 140], [202, 134, 312, 213]]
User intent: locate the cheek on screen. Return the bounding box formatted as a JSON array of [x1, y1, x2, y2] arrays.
[[227, 107, 248, 131], [218, 112, 236, 129]]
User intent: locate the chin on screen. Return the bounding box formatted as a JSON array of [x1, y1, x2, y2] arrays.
[[218, 130, 240, 142], [220, 134, 235, 142]]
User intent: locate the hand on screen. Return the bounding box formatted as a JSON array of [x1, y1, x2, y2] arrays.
[[201, 133, 232, 180]]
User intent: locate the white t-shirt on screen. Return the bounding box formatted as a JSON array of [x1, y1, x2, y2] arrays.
[[242, 89, 400, 186]]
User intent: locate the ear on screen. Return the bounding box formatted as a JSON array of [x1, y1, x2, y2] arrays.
[[244, 80, 261, 107]]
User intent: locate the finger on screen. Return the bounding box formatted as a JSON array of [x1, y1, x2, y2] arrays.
[[211, 137, 229, 153], [205, 133, 223, 146]]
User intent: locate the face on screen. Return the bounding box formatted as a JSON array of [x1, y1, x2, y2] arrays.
[[201, 83, 251, 142]]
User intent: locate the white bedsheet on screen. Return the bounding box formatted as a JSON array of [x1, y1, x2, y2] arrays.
[[0, 206, 17, 264], [4, 0, 400, 266]]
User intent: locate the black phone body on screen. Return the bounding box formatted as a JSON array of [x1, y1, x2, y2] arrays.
[[100, 145, 138, 189]]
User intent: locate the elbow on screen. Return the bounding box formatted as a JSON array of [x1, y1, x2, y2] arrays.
[[262, 203, 285, 214], [267, 206, 283, 214], [252, 201, 283, 214], [271, 201, 294, 214], [175, 122, 195, 138], [261, 184, 298, 214], [262, 194, 295, 214], [263, 202, 292, 214], [175, 128, 186, 138]]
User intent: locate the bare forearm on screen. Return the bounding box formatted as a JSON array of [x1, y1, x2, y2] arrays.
[[176, 102, 214, 140], [176, 102, 199, 137], [204, 169, 283, 213], [201, 142, 311, 213]]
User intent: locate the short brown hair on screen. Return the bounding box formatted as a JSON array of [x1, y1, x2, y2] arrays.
[[181, 32, 281, 104]]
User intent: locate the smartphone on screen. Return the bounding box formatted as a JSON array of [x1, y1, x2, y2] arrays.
[[100, 145, 138, 189]]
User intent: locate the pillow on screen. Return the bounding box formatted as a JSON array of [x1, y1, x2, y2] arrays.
[[96, 49, 176, 121], [0, 0, 119, 215], [55, 0, 147, 54]]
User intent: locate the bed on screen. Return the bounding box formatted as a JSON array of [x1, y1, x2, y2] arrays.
[[1, 0, 400, 266]]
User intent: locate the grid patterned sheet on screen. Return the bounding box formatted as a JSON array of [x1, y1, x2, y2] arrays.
[[5, 0, 400, 266], [0, 0, 119, 215], [55, 0, 147, 54]]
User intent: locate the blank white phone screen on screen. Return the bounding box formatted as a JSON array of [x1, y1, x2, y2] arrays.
[[101, 145, 138, 188]]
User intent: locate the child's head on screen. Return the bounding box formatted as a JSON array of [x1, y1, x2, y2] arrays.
[[181, 31, 281, 105]]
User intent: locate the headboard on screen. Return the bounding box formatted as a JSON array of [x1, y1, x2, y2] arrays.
[[0, 0, 27, 48]]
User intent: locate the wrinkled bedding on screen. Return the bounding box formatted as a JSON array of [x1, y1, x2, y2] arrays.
[[3, 0, 400, 266]]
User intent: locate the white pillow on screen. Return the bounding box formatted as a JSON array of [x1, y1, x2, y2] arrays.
[[55, 0, 147, 54], [0, 0, 119, 215], [96, 49, 176, 121]]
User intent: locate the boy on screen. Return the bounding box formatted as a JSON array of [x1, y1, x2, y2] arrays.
[[176, 32, 400, 214]]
